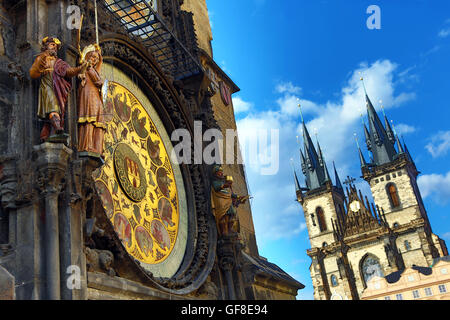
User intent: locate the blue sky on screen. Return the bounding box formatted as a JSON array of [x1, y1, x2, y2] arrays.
[[206, 0, 450, 300]]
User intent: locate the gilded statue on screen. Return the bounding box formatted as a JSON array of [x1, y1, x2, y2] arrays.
[[211, 165, 249, 237], [29, 37, 87, 142], [77, 44, 106, 158]]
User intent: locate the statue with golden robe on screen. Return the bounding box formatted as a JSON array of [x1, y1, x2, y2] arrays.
[[211, 165, 249, 237], [29, 37, 87, 142], [77, 44, 106, 158]]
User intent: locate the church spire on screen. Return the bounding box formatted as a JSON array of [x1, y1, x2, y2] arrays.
[[291, 159, 302, 192], [333, 161, 344, 192], [360, 78, 398, 166], [355, 133, 367, 168], [298, 102, 330, 191], [381, 103, 396, 144], [390, 121, 405, 154]]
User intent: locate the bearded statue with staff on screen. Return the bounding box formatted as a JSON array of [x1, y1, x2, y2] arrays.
[[29, 37, 88, 142]]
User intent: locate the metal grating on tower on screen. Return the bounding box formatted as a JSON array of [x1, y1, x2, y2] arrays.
[[101, 0, 203, 80]]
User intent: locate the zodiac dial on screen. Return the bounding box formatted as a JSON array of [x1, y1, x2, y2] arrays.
[[95, 81, 181, 266]]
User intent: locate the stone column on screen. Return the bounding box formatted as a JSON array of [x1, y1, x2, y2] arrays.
[[34, 143, 72, 300], [217, 236, 238, 300]]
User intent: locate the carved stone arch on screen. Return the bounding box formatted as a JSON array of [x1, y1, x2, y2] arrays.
[[359, 253, 384, 288], [87, 35, 217, 295]]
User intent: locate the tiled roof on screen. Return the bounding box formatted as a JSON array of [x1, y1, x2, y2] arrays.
[[242, 252, 305, 289]]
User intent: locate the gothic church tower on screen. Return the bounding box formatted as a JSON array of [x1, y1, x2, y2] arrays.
[[296, 91, 448, 300]]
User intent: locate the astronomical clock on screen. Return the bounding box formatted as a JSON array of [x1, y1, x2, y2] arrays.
[[93, 64, 188, 279]]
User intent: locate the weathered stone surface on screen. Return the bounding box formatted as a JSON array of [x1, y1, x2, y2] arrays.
[[0, 265, 14, 300]]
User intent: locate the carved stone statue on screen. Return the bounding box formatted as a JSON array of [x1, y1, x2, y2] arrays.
[[211, 165, 249, 237], [77, 44, 106, 158], [85, 247, 116, 277], [29, 37, 87, 142]]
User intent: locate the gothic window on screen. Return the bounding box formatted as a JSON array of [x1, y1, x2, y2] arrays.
[[361, 255, 384, 287], [386, 183, 400, 208], [316, 207, 327, 232], [330, 275, 338, 287]]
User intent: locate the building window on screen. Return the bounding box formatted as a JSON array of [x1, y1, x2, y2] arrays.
[[386, 174, 391, 181], [386, 183, 401, 208], [392, 173, 397, 178], [396, 294, 403, 300], [384, 296, 391, 300], [398, 171, 402, 176], [404, 240, 411, 251], [316, 207, 327, 232], [322, 242, 328, 247], [393, 222, 399, 228], [412, 290, 420, 299], [438, 285, 447, 293], [424, 288, 433, 296], [441, 268, 448, 275], [407, 275, 415, 282], [330, 275, 338, 287]]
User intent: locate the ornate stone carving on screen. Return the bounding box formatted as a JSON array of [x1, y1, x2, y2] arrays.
[[33, 143, 73, 196], [85, 247, 116, 277], [0, 155, 18, 210]]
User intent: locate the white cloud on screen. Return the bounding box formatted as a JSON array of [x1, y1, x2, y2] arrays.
[[417, 171, 450, 205], [442, 232, 450, 240], [232, 96, 253, 114], [394, 123, 416, 135], [236, 59, 416, 242], [276, 82, 302, 95], [439, 28, 450, 38], [425, 131, 450, 158]]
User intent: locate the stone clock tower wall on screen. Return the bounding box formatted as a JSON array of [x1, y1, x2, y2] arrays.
[[0, 0, 303, 300]]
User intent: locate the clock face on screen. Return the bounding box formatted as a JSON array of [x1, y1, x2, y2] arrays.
[[94, 65, 188, 278], [349, 200, 361, 212]]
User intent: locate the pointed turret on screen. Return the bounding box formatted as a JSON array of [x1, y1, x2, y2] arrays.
[[354, 134, 368, 168], [293, 170, 301, 192], [390, 121, 405, 154], [323, 161, 331, 182], [364, 93, 398, 166], [364, 124, 372, 151], [333, 162, 344, 191], [384, 114, 396, 144], [299, 121, 331, 191], [402, 138, 413, 163], [300, 149, 307, 174]]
